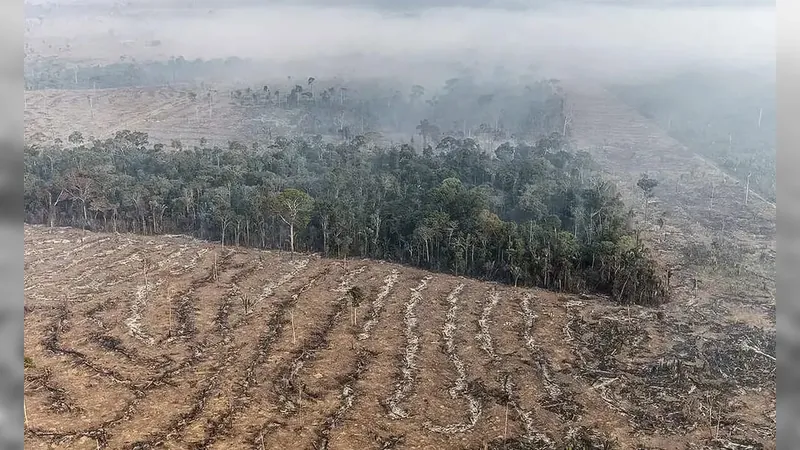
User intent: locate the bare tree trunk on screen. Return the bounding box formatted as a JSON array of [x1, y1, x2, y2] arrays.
[[709, 183, 715, 210], [159, 207, 167, 233], [48, 191, 56, 227], [289, 223, 295, 253], [745, 173, 752, 205], [291, 310, 296, 344]]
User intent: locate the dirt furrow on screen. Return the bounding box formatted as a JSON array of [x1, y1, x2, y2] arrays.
[[358, 268, 400, 340], [424, 282, 484, 434], [103, 261, 326, 448], [499, 373, 555, 448], [24, 250, 317, 448], [239, 266, 369, 448], [521, 294, 584, 423], [178, 265, 335, 449], [322, 270, 422, 450], [156, 262, 348, 449], [385, 276, 433, 420], [476, 288, 500, 360], [42, 303, 134, 386], [312, 348, 376, 450], [243, 266, 399, 449], [481, 289, 565, 446], [24, 368, 83, 415]]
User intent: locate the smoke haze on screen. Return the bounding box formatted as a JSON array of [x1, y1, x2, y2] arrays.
[[25, 2, 775, 84]]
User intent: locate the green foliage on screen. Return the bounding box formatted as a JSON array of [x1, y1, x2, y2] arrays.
[[272, 188, 314, 227], [24, 130, 665, 305]]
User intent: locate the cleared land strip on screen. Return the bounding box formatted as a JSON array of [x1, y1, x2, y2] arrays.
[[564, 81, 775, 314]]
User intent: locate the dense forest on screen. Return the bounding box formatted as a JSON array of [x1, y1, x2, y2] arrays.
[[611, 70, 776, 202], [24, 129, 665, 306]]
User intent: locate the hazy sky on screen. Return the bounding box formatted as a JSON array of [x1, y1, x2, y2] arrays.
[[25, 1, 775, 83]]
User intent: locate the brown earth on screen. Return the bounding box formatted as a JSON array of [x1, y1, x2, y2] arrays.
[[23, 86, 296, 148], [565, 81, 776, 446], [564, 80, 775, 329], [24, 225, 774, 450]]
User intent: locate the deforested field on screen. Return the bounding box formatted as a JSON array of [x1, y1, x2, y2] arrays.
[[23, 87, 266, 148], [23, 225, 775, 449]]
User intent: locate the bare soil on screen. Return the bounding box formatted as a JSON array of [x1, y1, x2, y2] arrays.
[[24, 225, 775, 449], [564, 81, 776, 448], [23, 86, 296, 148]]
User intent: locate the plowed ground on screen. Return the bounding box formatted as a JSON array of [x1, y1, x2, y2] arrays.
[[24, 225, 775, 449]]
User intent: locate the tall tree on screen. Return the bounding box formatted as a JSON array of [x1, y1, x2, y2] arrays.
[[637, 173, 658, 223], [272, 189, 314, 253]]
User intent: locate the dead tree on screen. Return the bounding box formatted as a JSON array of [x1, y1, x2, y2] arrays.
[[745, 172, 752, 205], [142, 256, 150, 291], [562, 109, 573, 137], [348, 286, 365, 326], [666, 268, 673, 292], [709, 183, 715, 210], [637, 174, 658, 224], [166, 284, 174, 337], [290, 309, 296, 344], [212, 252, 218, 281]]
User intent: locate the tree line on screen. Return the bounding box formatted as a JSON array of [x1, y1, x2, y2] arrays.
[[25, 57, 567, 149], [230, 75, 565, 149], [24, 130, 666, 306]]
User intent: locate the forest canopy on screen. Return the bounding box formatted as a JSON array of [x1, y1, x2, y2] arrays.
[[24, 130, 666, 306]]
